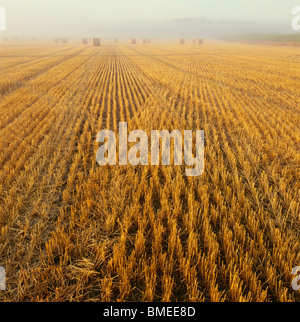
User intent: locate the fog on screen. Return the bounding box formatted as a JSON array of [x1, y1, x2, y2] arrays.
[[0, 0, 298, 38]]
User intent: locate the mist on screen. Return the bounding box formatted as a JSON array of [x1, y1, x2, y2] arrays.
[[0, 0, 298, 38]]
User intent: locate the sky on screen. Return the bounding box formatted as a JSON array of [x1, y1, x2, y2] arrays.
[[0, 0, 299, 37]]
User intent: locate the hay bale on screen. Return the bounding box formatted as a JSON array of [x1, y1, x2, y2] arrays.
[[62, 38, 68, 44], [131, 38, 136, 44], [198, 38, 203, 44], [82, 38, 88, 44], [142, 39, 147, 44], [179, 38, 185, 44], [114, 38, 118, 43], [93, 38, 101, 46]]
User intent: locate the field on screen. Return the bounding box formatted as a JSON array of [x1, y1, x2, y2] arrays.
[[0, 40, 299, 302], [222, 33, 300, 45]]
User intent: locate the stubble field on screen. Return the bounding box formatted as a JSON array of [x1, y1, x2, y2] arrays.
[[0, 40, 299, 301]]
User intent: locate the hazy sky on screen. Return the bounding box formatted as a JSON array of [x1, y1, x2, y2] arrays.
[[0, 0, 298, 36]]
